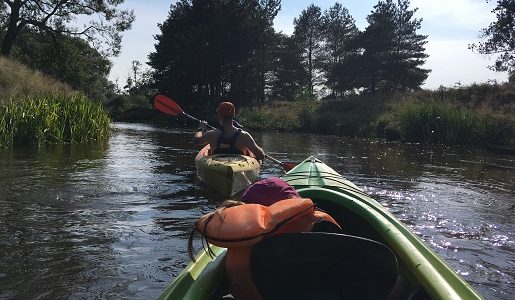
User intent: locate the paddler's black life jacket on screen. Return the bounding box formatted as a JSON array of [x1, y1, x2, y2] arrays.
[[213, 128, 244, 155]]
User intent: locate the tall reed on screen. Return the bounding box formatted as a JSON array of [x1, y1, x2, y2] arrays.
[[0, 95, 110, 147], [391, 100, 513, 145]]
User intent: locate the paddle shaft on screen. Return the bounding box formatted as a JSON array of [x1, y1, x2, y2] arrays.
[[264, 154, 284, 166], [182, 111, 216, 130]]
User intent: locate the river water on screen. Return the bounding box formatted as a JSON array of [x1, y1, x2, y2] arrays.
[[0, 122, 513, 299]]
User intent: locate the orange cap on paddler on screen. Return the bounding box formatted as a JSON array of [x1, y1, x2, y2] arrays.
[[217, 102, 235, 118]]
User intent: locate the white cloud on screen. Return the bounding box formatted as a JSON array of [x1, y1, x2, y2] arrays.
[[412, 0, 495, 28], [423, 39, 508, 88]]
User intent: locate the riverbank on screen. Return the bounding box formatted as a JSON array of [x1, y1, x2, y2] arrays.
[[237, 84, 514, 147], [0, 57, 110, 147], [5, 54, 510, 148]]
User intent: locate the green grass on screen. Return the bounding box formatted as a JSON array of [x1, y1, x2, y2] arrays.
[[236, 85, 514, 146], [0, 57, 110, 147], [0, 56, 78, 102], [377, 98, 514, 145], [239, 101, 310, 131], [238, 95, 388, 136], [0, 95, 110, 147]]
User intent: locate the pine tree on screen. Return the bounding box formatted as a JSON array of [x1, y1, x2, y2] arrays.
[[148, 0, 280, 107], [269, 33, 307, 101], [322, 3, 361, 96], [393, 0, 430, 91], [293, 4, 324, 99], [361, 0, 429, 93]]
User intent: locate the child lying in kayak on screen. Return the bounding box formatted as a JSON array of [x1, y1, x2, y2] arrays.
[[188, 177, 341, 300]]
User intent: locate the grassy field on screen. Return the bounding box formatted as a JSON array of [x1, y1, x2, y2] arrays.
[[0, 57, 110, 147]]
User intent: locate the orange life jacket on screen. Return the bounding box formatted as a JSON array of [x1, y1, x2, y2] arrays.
[[195, 198, 340, 300]]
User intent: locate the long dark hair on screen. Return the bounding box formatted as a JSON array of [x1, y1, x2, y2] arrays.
[[187, 200, 244, 261]]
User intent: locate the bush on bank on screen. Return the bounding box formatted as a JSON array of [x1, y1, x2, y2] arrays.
[[238, 84, 514, 146], [376, 99, 514, 145], [238, 95, 388, 136], [0, 95, 110, 147]]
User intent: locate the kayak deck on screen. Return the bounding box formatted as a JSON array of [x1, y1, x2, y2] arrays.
[[195, 144, 261, 196]]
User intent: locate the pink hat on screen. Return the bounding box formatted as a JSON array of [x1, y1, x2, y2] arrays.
[[240, 177, 300, 206]]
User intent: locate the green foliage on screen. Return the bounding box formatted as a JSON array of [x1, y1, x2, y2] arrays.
[[239, 94, 388, 135], [268, 33, 307, 101], [0, 0, 134, 56], [0, 95, 110, 147], [360, 0, 429, 93], [470, 0, 515, 73], [0, 56, 78, 102], [322, 3, 360, 64], [239, 83, 514, 146], [316, 95, 389, 136], [104, 94, 152, 120], [295, 89, 318, 129], [147, 0, 432, 106], [0, 2, 7, 31], [389, 100, 513, 145], [375, 86, 515, 146], [239, 102, 302, 131], [293, 4, 325, 98], [322, 3, 361, 96], [149, 0, 280, 107], [10, 31, 114, 101], [415, 82, 515, 115], [124, 60, 157, 96]]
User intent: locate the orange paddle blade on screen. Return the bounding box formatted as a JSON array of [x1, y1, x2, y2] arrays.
[[281, 162, 297, 171], [154, 94, 183, 116]]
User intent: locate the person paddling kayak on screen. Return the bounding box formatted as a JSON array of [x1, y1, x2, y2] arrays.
[[193, 102, 265, 161]]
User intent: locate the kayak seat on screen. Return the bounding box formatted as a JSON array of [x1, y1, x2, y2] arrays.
[[313, 199, 384, 241], [311, 219, 344, 233], [250, 232, 398, 300]]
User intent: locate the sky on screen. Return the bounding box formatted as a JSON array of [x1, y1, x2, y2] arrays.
[[108, 0, 508, 89]]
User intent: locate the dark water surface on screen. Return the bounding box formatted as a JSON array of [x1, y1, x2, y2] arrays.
[[0, 123, 513, 299]]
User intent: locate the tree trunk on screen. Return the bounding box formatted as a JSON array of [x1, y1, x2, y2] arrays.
[[0, 2, 22, 56], [308, 37, 313, 98]]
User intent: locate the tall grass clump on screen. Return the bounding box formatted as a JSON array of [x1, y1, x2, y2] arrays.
[[239, 101, 305, 131], [316, 95, 389, 136], [386, 99, 513, 145], [0, 95, 110, 147], [0, 57, 77, 102]]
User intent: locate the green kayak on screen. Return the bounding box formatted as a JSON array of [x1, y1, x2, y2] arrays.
[[159, 156, 482, 300]]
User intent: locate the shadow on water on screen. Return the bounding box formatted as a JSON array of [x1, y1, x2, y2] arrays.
[[0, 123, 513, 299]]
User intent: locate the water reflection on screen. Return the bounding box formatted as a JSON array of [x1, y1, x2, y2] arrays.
[[0, 123, 513, 299]]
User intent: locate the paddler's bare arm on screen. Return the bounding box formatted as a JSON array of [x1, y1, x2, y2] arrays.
[[240, 132, 265, 161], [193, 121, 215, 145]]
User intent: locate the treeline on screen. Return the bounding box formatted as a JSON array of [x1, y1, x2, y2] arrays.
[[149, 0, 429, 109]]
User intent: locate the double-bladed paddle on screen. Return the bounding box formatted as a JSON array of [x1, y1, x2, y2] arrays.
[[154, 94, 297, 171]]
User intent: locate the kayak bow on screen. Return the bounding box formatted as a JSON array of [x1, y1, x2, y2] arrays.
[[160, 156, 482, 300]]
